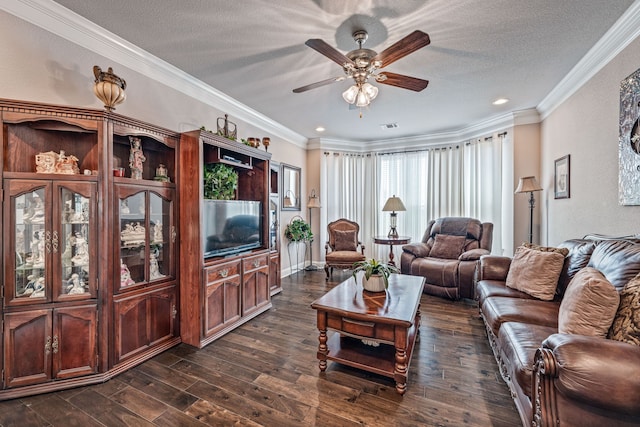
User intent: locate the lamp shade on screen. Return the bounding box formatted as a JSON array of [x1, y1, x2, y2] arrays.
[[308, 189, 321, 209], [515, 176, 543, 193], [382, 195, 406, 212]]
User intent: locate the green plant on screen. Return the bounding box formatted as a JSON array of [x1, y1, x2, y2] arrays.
[[352, 258, 399, 288], [284, 218, 313, 242], [203, 163, 238, 200]]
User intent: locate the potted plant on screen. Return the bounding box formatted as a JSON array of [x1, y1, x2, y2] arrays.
[[203, 163, 238, 200], [284, 217, 313, 242], [352, 258, 399, 292]]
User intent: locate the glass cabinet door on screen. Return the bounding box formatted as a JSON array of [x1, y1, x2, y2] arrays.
[[117, 186, 175, 290], [6, 181, 51, 305], [54, 182, 97, 300], [118, 190, 147, 288], [149, 191, 174, 281]]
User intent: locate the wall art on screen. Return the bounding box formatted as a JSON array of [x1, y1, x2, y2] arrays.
[[619, 68, 640, 205]]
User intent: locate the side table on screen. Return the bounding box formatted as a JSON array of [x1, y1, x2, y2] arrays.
[[373, 236, 411, 266]]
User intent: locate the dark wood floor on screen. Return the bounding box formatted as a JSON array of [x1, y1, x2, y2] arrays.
[[0, 271, 520, 426]]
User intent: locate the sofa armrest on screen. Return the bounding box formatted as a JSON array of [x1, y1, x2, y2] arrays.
[[459, 248, 490, 261], [402, 242, 431, 258], [535, 333, 640, 416], [477, 255, 512, 281]]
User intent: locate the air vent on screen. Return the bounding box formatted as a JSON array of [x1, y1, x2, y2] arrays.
[[381, 123, 399, 129]]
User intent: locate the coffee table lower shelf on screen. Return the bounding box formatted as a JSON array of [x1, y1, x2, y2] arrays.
[[319, 322, 418, 394]]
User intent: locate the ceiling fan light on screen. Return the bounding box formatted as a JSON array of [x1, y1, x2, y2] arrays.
[[342, 85, 358, 104], [355, 89, 370, 107], [362, 82, 378, 100]]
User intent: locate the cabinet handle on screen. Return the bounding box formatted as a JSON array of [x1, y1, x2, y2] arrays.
[[52, 231, 59, 253], [171, 226, 176, 243], [45, 336, 52, 355], [252, 260, 261, 268], [52, 335, 59, 354], [219, 268, 229, 278], [171, 304, 177, 319], [45, 231, 52, 253]]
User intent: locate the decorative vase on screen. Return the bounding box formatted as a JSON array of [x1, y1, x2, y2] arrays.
[[362, 274, 386, 292], [93, 65, 126, 111]]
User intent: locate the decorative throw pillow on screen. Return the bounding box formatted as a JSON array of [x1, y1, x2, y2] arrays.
[[523, 242, 570, 256], [428, 234, 466, 259], [608, 274, 640, 345], [334, 229, 357, 251], [559, 267, 620, 337], [505, 245, 565, 300]]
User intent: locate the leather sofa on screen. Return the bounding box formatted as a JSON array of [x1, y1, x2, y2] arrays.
[[477, 237, 640, 427], [400, 217, 493, 299]]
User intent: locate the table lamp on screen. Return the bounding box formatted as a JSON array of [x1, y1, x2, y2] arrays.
[[515, 176, 543, 244], [382, 195, 406, 238]]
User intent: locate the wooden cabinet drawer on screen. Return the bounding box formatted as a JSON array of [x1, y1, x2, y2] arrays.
[[242, 253, 269, 271], [205, 260, 241, 284]]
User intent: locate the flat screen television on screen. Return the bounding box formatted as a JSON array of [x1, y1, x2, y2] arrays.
[[203, 200, 262, 258]]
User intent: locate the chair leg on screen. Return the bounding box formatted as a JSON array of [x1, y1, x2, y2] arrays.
[[324, 264, 330, 280]]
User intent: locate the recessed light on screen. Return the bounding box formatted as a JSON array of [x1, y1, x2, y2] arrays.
[[492, 98, 509, 105], [315, 126, 325, 132]]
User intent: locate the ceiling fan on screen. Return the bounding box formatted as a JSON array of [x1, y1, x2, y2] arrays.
[[293, 29, 431, 108]]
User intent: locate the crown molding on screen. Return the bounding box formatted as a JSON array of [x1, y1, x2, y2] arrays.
[[537, 0, 640, 119], [309, 109, 539, 152], [1, 0, 309, 148]]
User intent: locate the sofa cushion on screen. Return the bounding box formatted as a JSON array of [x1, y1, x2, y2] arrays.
[[557, 239, 597, 297], [558, 267, 619, 337], [523, 242, 570, 256], [587, 239, 640, 291], [481, 296, 559, 337], [608, 274, 640, 345], [505, 245, 565, 301], [476, 280, 538, 303], [497, 322, 558, 399], [333, 229, 357, 251], [429, 234, 466, 259]]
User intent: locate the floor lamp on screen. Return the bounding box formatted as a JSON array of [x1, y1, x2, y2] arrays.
[[515, 176, 543, 244], [305, 190, 321, 271]]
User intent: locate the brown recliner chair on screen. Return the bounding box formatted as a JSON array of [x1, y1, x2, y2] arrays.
[[324, 218, 366, 280], [400, 217, 493, 299]]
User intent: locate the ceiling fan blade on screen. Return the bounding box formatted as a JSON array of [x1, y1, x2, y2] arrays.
[[305, 39, 355, 67], [376, 72, 429, 92], [374, 30, 431, 68], [293, 76, 346, 93]]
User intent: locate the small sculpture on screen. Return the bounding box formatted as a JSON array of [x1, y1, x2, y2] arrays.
[[66, 273, 87, 294], [149, 252, 164, 280], [35, 150, 79, 175], [154, 164, 170, 182], [120, 260, 135, 287], [121, 222, 146, 246], [30, 277, 46, 298], [129, 136, 146, 180]]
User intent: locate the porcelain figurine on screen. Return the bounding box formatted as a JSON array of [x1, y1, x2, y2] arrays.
[[129, 136, 146, 180]]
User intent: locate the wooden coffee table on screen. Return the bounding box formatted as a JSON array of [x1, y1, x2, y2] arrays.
[[311, 274, 425, 394]]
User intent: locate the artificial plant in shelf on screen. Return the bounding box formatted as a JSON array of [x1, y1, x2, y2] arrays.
[[203, 163, 238, 200]]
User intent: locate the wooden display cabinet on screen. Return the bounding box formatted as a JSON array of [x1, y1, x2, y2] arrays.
[[0, 98, 180, 400], [179, 129, 275, 348]]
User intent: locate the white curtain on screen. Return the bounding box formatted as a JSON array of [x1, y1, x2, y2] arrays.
[[320, 152, 378, 258], [320, 133, 506, 260]]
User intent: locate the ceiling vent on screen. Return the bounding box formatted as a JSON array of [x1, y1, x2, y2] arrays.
[[381, 123, 399, 129]]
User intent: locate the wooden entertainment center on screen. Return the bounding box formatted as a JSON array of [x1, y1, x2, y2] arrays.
[[0, 98, 281, 399]]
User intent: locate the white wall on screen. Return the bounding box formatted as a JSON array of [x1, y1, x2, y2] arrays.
[[541, 36, 640, 245], [0, 11, 308, 274]]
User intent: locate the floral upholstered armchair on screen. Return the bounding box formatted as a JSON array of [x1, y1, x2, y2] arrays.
[[324, 218, 365, 280]]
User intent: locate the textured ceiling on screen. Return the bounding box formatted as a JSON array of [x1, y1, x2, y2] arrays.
[[53, 0, 635, 143]]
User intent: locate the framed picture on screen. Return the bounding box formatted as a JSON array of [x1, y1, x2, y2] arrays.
[[554, 155, 570, 199]]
